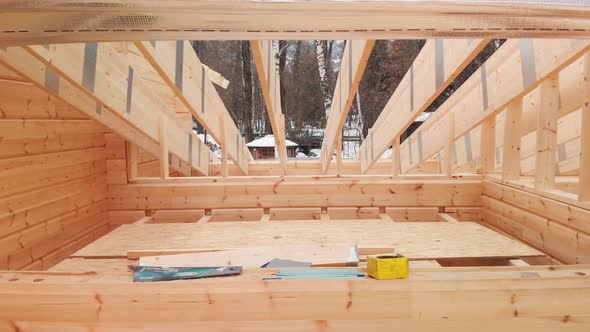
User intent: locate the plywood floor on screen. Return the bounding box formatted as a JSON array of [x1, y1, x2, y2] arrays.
[[73, 220, 543, 259]]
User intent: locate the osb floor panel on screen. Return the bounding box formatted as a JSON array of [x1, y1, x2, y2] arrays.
[[73, 220, 543, 259]]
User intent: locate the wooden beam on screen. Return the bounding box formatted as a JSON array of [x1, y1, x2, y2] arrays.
[[125, 141, 139, 182], [133, 216, 153, 225], [508, 259, 530, 267], [219, 112, 228, 178], [399, 39, 590, 175], [321, 40, 375, 174], [479, 115, 496, 174], [443, 113, 454, 177], [392, 138, 401, 176], [502, 99, 524, 181], [159, 114, 169, 179], [359, 39, 488, 174], [453, 56, 589, 176], [580, 55, 590, 201], [250, 40, 288, 175], [108, 179, 482, 210], [0, 46, 210, 176], [135, 41, 249, 175], [438, 213, 459, 224], [534, 75, 560, 190], [202, 63, 229, 89], [2, 1, 590, 45]]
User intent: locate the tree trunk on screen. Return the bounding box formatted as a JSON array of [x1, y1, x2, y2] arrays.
[[241, 41, 254, 142], [278, 41, 288, 116], [315, 40, 332, 124]]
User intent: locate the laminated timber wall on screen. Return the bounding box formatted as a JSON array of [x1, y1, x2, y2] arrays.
[[0, 68, 112, 270], [482, 180, 590, 265]]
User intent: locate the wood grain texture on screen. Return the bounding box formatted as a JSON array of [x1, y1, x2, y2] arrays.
[[72, 220, 541, 259], [108, 179, 482, 210], [0, 79, 110, 270], [400, 39, 590, 174], [1, 1, 590, 45]]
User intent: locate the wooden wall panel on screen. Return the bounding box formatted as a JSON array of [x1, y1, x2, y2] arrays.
[[108, 180, 482, 211], [482, 180, 590, 264], [0, 80, 110, 270]]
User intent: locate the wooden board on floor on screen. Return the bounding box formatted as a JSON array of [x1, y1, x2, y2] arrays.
[[73, 220, 543, 259], [138, 245, 361, 268]]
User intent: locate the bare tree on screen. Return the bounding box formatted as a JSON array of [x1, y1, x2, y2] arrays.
[[314, 40, 332, 123], [240, 41, 254, 142]]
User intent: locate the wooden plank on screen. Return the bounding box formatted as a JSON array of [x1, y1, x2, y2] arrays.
[[107, 180, 482, 210], [443, 114, 454, 176], [73, 220, 542, 259], [135, 41, 248, 174], [138, 245, 359, 268], [479, 115, 496, 174], [534, 75, 560, 189], [196, 215, 212, 225], [482, 194, 590, 264], [509, 259, 530, 267], [483, 180, 590, 235], [0, 119, 107, 140], [125, 141, 138, 182], [444, 207, 481, 222], [385, 207, 440, 222], [328, 207, 379, 220], [321, 40, 375, 174], [108, 210, 146, 226], [209, 158, 441, 176], [437, 213, 459, 224], [27, 43, 210, 176], [0, 46, 208, 176], [159, 114, 169, 179], [210, 209, 263, 222], [359, 39, 488, 173], [379, 213, 394, 222], [271, 208, 321, 221], [250, 40, 288, 174], [202, 64, 229, 89], [133, 216, 152, 225], [580, 54, 590, 201], [502, 99, 524, 181], [149, 210, 205, 224], [2, 1, 590, 45], [392, 138, 401, 176], [133, 173, 483, 184], [400, 40, 590, 175]]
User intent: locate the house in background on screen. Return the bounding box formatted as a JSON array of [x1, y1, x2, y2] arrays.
[[247, 135, 298, 160]]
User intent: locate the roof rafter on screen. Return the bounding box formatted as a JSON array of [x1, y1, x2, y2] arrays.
[[399, 39, 590, 176], [0, 43, 212, 176], [358, 39, 489, 174], [135, 41, 250, 175], [250, 40, 288, 175], [320, 40, 375, 174]]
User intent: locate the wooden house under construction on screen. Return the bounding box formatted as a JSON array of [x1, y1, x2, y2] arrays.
[[0, 1, 589, 330]]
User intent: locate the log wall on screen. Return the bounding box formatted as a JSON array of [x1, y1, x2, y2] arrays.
[[0, 75, 111, 270]]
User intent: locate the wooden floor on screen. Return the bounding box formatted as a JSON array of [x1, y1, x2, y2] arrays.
[[72, 220, 542, 260]]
